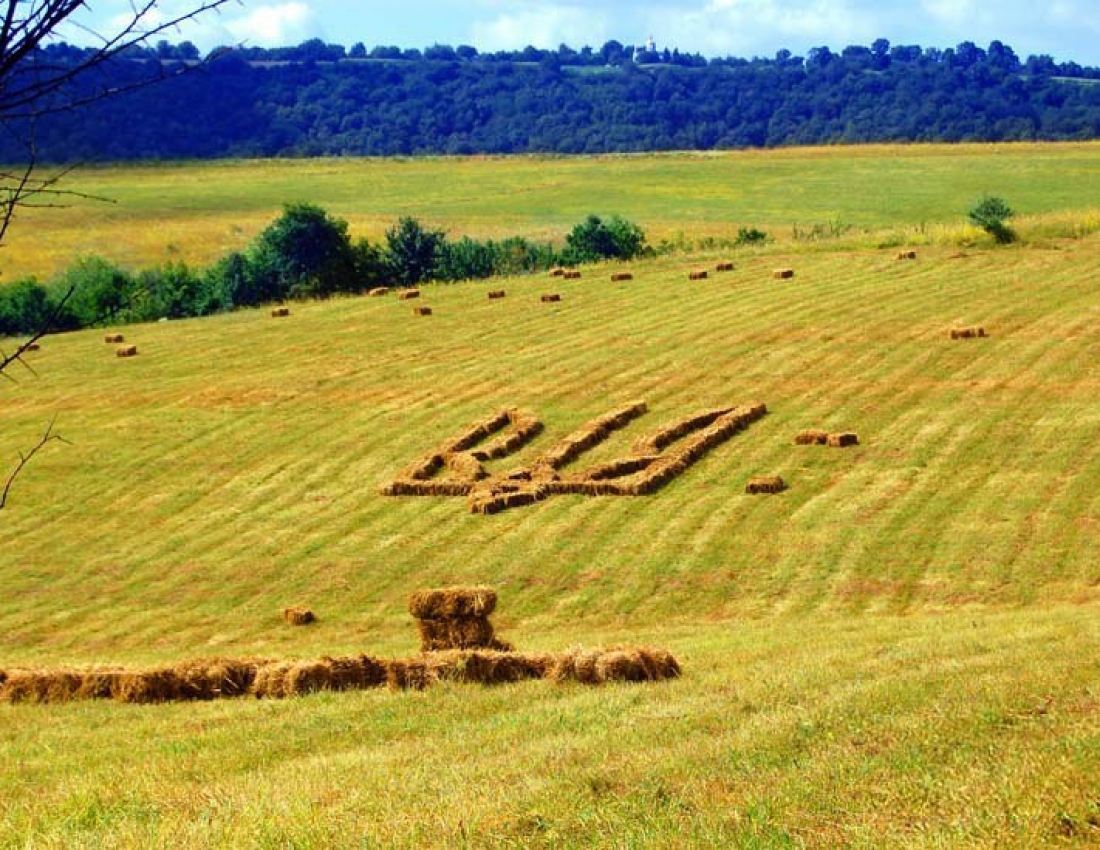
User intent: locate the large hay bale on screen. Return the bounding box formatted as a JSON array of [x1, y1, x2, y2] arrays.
[[610, 272, 633, 282], [368, 287, 391, 297], [103, 333, 125, 344], [827, 432, 859, 447], [715, 262, 735, 272], [413, 306, 433, 316], [408, 586, 498, 619], [0, 670, 83, 703], [689, 269, 708, 280], [271, 306, 290, 318], [116, 345, 138, 358], [563, 270, 582, 280], [794, 429, 830, 445], [950, 326, 987, 340], [386, 659, 436, 691], [488, 289, 506, 299], [416, 617, 511, 653], [746, 475, 786, 494], [283, 606, 316, 626], [896, 250, 917, 260], [548, 267, 565, 277], [541, 293, 562, 303], [24, 342, 40, 351], [399, 289, 421, 300], [275, 655, 388, 697], [773, 268, 795, 279]]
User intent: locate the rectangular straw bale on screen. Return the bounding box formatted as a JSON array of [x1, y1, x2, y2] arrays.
[[369, 287, 391, 297], [632, 407, 734, 454], [444, 452, 488, 481], [24, 342, 40, 351], [794, 429, 830, 445], [0, 670, 83, 703], [116, 345, 138, 357], [541, 293, 562, 303], [746, 475, 786, 494], [252, 661, 296, 699], [413, 306, 433, 316], [689, 269, 708, 280], [488, 289, 507, 299], [950, 326, 987, 339], [445, 410, 512, 453], [399, 289, 421, 300], [172, 658, 259, 699], [408, 586, 498, 619], [773, 268, 795, 279], [270, 307, 290, 317], [538, 402, 648, 470], [827, 432, 859, 447], [386, 659, 437, 691], [610, 272, 633, 281], [715, 262, 735, 272], [896, 250, 917, 260], [283, 606, 316, 626], [104, 333, 125, 343], [549, 267, 565, 277], [563, 270, 582, 280], [471, 411, 544, 460], [426, 651, 547, 685], [549, 647, 681, 684], [273, 655, 386, 697], [416, 617, 498, 652], [112, 668, 185, 704]]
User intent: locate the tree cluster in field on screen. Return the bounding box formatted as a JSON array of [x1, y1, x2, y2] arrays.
[[6, 38, 1100, 161], [0, 206, 648, 336]]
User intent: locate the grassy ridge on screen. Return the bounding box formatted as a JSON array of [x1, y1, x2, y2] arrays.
[[3, 147, 1100, 844], [7, 142, 1100, 280]]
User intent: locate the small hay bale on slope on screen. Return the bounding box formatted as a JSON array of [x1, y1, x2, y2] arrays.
[[283, 606, 316, 626], [270, 307, 290, 317], [746, 475, 786, 494], [409, 586, 498, 619], [104, 333, 125, 344], [827, 432, 860, 448], [794, 429, 830, 445], [773, 268, 795, 280], [116, 345, 138, 358]]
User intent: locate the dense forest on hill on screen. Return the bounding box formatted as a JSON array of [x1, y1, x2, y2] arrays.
[[6, 37, 1100, 160]]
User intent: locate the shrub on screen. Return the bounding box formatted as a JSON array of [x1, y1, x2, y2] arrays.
[[562, 215, 647, 264], [0, 278, 52, 336], [249, 203, 359, 300], [56, 256, 137, 327], [969, 195, 1016, 243], [735, 226, 769, 246], [385, 217, 446, 287]]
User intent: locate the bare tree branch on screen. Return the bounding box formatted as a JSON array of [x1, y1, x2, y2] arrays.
[[0, 415, 69, 509]]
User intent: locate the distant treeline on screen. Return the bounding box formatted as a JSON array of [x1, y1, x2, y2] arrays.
[[6, 38, 1100, 160]]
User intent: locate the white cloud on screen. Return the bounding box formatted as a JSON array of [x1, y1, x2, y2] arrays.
[[224, 3, 322, 47], [471, 5, 609, 51]]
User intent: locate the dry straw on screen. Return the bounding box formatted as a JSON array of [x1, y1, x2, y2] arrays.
[[116, 345, 138, 358], [283, 606, 316, 626], [488, 290, 506, 299], [746, 475, 786, 494], [689, 269, 708, 280], [548, 267, 565, 277], [610, 272, 633, 282], [398, 289, 421, 300], [409, 586, 498, 619], [25, 342, 40, 351], [896, 250, 918, 260], [270, 307, 290, 317], [368, 287, 390, 297], [413, 306, 433, 316], [950, 327, 987, 339], [827, 432, 860, 448], [103, 333, 124, 344], [794, 429, 830, 445], [563, 270, 582, 280], [549, 647, 681, 684], [715, 262, 735, 272], [773, 268, 795, 279], [541, 293, 562, 303]]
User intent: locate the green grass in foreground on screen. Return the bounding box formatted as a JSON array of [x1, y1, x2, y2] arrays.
[[2, 146, 1100, 844]]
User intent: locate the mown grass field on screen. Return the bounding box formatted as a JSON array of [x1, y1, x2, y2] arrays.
[[2, 145, 1100, 846], [7, 141, 1100, 281]]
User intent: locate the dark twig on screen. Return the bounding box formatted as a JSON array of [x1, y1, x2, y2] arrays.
[[0, 415, 69, 509]]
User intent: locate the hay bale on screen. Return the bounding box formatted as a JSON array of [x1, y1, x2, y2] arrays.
[[399, 289, 421, 300], [488, 290, 506, 299], [283, 606, 316, 626], [950, 326, 987, 340], [103, 333, 125, 344], [549, 267, 565, 277], [541, 293, 561, 303], [24, 342, 40, 351], [426, 650, 547, 686], [413, 306, 433, 316], [715, 262, 735, 272], [409, 586, 498, 619], [896, 250, 917, 260], [416, 617, 508, 652], [773, 268, 795, 279], [794, 429, 830, 446], [116, 345, 138, 358], [827, 432, 859, 448], [386, 659, 436, 691], [689, 269, 708, 280], [0, 670, 84, 703], [610, 272, 633, 282], [270, 306, 290, 318], [368, 287, 391, 297], [563, 270, 582, 280], [548, 646, 681, 685], [746, 475, 786, 494]]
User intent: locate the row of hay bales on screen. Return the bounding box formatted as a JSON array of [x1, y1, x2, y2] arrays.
[[466, 402, 767, 514], [0, 588, 680, 704], [794, 429, 860, 447]]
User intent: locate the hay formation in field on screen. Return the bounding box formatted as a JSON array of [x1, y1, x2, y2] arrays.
[[413, 306, 433, 316], [116, 345, 138, 358], [794, 429, 830, 445], [24, 342, 40, 351], [398, 289, 421, 300], [270, 307, 290, 317], [549, 647, 682, 684], [563, 270, 582, 280], [773, 268, 795, 279], [283, 606, 316, 626], [488, 290, 506, 299], [827, 432, 860, 447], [746, 475, 786, 494], [368, 287, 390, 297], [409, 586, 510, 652], [715, 262, 735, 272], [950, 326, 988, 339], [610, 272, 633, 281], [103, 333, 124, 344], [549, 267, 565, 277], [896, 250, 918, 260], [689, 269, 708, 280], [541, 293, 562, 303]]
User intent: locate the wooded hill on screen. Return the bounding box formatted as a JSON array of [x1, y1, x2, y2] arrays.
[[7, 38, 1100, 161]]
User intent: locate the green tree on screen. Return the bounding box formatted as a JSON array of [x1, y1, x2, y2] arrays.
[[250, 203, 359, 300], [969, 195, 1016, 243], [563, 215, 647, 264], [385, 217, 446, 287]]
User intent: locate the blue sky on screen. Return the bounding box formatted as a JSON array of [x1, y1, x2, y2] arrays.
[[74, 1, 1100, 65]]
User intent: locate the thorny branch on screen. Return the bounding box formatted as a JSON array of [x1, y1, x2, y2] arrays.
[[0, 415, 69, 509]]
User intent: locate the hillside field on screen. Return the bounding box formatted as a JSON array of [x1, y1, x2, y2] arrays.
[[2, 145, 1100, 846]]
